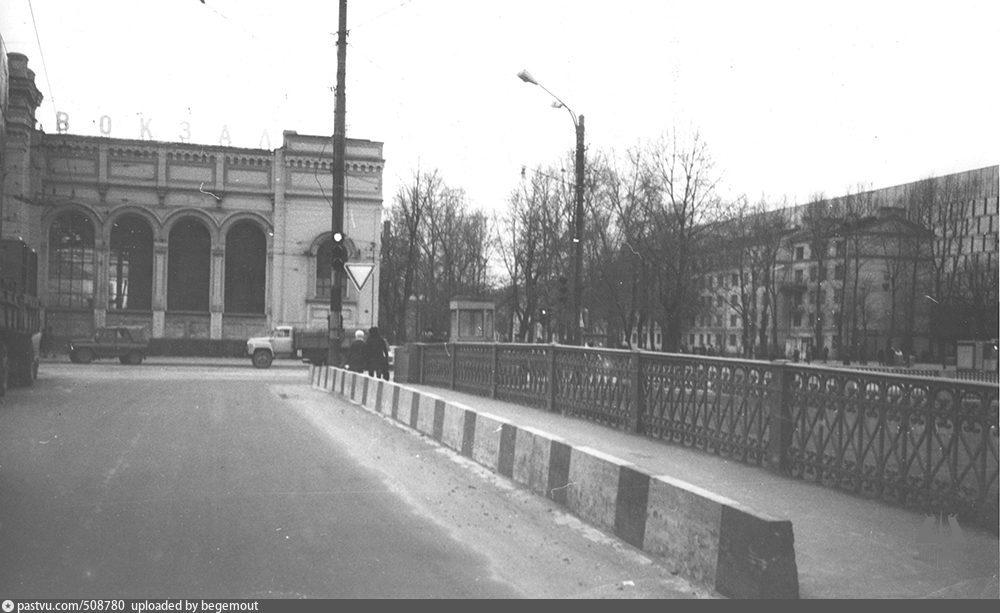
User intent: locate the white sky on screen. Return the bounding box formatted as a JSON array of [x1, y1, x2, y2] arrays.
[[2, 0, 998, 212]]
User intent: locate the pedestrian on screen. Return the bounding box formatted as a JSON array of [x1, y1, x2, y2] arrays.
[[365, 326, 390, 380], [347, 330, 367, 372]]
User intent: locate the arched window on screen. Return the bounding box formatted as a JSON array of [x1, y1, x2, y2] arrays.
[[167, 218, 211, 311], [109, 215, 153, 310], [48, 212, 95, 309], [316, 239, 333, 299], [224, 221, 266, 314]]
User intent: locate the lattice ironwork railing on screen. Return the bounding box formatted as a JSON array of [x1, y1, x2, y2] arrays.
[[421, 344, 452, 387], [453, 343, 493, 396], [401, 342, 999, 529], [786, 367, 999, 526], [643, 355, 774, 466], [553, 347, 633, 428], [494, 344, 550, 410]]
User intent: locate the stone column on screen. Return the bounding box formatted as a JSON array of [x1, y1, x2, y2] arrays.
[[152, 239, 168, 338], [92, 236, 108, 329], [210, 246, 225, 339]]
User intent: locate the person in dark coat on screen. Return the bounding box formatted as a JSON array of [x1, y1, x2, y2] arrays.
[[347, 329, 367, 372], [364, 326, 390, 380]]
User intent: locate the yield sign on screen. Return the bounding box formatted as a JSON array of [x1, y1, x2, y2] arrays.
[[344, 262, 375, 292]]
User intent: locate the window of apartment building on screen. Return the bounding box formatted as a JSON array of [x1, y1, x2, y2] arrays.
[[689, 333, 695, 346], [715, 315, 723, 327], [809, 265, 817, 281], [730, 314, 739, 327], [730, 294, 738, 307], [717, 274, 725, 288], [793, 312, 803, 327], [716, 295, 724, 307], [794, 268, 804, 283], [729, 334, 737, 347], [716, 333, 724, 347], [795, 246, 805, 260], [731, 273, 739, 286], [834, 263, 844, 280], [699, 333, 705, 345], [834, 241, 845, 257]]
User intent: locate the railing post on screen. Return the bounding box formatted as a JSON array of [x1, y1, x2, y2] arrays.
[[547, 345, 557, 412], [417, 344, 425, 384], [491, 342, 499, 399], [629, 349, 644, 434], [450, 343, 457, 390], [767, 360, 794, 474]]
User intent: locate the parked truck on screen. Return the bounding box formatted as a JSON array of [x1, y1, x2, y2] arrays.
[[246, 325, 331, 369], [0, 239, 41, 396]]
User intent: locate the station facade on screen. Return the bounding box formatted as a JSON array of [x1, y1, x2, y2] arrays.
[[1, 52, 384, 345]]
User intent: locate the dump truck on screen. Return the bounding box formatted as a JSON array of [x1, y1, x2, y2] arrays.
[[246, 325, 331, 369]]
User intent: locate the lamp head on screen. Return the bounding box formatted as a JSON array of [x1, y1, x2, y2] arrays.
[[517, 69, 538, 85]]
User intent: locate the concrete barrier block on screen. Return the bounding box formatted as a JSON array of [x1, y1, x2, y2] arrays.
[[362, 379, 381, 411], [512, 426, 562, 497], [716, 504, 798, 599], [416, 393, 441, 437], [395, 387, 417, 425], [644, 475, 726, 587], [439, 402, 470, 452], [472, 412, 510, 472], [566, 447, 630, 533]]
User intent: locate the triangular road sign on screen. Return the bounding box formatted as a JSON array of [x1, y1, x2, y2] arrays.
[[344, 262, 375, 292]]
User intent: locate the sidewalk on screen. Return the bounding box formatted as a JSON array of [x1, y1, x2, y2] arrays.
[[401, 382, 998, 599]]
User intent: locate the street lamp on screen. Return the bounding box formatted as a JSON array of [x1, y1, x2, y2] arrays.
[[517, 69, 585, 345]]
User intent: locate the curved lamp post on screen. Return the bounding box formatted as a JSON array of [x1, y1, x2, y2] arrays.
[[517, 69, 585, 345]]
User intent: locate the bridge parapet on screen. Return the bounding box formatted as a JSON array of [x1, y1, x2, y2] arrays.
[[399, 343, 1000, 531]]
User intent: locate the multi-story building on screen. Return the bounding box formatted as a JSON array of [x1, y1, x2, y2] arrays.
[[1, 51, 385, 346], [639, 166, 997, 362]]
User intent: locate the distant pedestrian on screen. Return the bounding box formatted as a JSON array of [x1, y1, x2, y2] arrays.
[[364, 326, 390, 380], [347, 330, 367, 372]]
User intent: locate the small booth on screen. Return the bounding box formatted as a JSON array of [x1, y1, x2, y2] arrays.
[[449, 297, 495, 342]]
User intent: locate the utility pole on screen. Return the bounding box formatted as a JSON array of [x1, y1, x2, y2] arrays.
[[328, 0, 348, 366], [572, 114, 585, 345]]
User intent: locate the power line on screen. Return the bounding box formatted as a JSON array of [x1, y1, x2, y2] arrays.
[[351, 0, 416, 31], [26, 0, 57, 113]]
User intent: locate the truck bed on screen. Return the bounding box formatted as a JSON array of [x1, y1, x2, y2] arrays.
[[294, 328, 329, 349]]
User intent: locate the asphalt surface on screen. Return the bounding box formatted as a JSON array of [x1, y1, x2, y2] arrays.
[[0, 358, 708, 599]]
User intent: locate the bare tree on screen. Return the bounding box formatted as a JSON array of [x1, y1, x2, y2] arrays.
[[640, 131, 725, 351]]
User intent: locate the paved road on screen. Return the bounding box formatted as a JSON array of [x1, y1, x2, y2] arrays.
[[0, 360, 706, 599]]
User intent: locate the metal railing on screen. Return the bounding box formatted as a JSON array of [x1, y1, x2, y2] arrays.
[[402, 342, 1000, 530]]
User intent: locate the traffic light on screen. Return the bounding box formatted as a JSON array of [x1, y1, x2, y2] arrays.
[[331, 231, 348, 272]]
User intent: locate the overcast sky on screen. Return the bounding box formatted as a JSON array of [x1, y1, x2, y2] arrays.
[[2, 0, 997, 213]]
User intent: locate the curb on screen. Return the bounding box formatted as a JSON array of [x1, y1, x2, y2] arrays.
[[311, 366, 800, 599]]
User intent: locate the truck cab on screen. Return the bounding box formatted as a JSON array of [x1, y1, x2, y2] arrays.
[[246, 325, 297, 369]]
